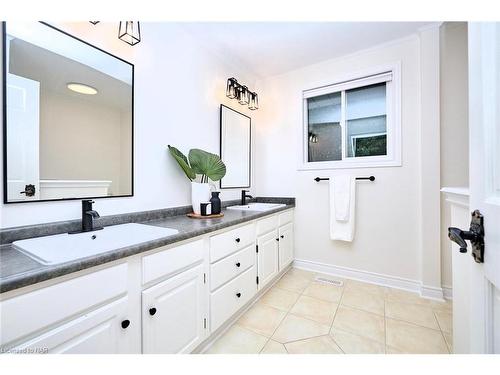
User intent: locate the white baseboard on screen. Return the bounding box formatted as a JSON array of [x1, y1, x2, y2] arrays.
[[293, 259, 447, 301], [442, 285, 453, 300]]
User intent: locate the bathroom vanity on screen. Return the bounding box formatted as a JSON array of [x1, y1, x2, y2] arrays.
[[0, 202, 294, 354]]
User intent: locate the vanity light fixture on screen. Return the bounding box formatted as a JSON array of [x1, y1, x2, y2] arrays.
[[238, 85, 250, 105], [118, 21, 141, 46], [225, 78, 259, 110], [226, 78, 238, 99], [67, 83, 98, 95], [248, 92, 259, 110]]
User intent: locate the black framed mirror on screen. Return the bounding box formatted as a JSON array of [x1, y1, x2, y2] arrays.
[[219, 104, 251, 189], [2, 22, 134, 203]]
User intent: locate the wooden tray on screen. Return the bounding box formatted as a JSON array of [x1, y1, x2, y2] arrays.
[[187, 212, 224, 219]]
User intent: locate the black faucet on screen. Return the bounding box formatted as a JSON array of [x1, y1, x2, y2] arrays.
[[241, 190, 253, 205], [81, 200, 102, 232]]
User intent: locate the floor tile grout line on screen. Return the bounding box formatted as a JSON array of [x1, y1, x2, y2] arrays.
[[433, 310, 452, 354]]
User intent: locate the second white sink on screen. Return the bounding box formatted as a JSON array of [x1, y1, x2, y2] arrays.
[[227, 203, 286, 212], [13, 223, 179, 265]]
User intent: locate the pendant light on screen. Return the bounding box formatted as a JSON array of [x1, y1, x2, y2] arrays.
[[118, 21, 141, 46], [248, 92, 259, 110]]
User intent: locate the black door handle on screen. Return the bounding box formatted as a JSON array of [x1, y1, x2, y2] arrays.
[[236, 292, 241, 298], [149, 307, 157, 316], [448, 210, 485, 263], [121, 319, 130, 329], [19, 184, 36, 197]]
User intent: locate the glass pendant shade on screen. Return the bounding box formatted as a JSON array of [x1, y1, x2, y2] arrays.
[[118, 21, 141, 46], [248, 92, 259, 110], [238, 85, 250, 105], [226, 78, 238, 99]]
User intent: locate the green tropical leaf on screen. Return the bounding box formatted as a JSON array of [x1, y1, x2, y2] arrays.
[[188, 148, 226, 182], [168, 145, 196, 181]]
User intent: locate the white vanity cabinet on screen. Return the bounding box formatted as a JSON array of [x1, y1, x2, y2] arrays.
[[256, 210, 294, 289], [208, 222, 258, 332], [256, 230, 279, 288], [141, 239, 208, 354], [0, 208, 294, 354], [0, 263, 138, 354], [142, 264, 208, 354]]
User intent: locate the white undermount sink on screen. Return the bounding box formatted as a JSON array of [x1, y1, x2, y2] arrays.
[[226, 202, 286, 212], [13, 223, 178, 265]]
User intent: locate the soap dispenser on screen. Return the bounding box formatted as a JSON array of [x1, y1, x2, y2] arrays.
[[210, 192, 221, 215]]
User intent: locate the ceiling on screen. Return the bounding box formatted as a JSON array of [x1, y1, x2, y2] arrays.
[[181, 22, 434, 78], [9, 38, 132, 111]]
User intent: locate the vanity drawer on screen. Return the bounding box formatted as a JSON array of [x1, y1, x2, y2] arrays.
[[0, 263, 128, 347], [278, 210, 294, 226], [257, 215, 278, 236], [209, 223, 255, 263], [142, 239, 204, 285], [210, 244, 255, 291], [210, 265, 257, 331]]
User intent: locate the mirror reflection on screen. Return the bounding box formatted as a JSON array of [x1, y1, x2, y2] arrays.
[[220, 105, 251, 189], [3, 22, 133, 203]]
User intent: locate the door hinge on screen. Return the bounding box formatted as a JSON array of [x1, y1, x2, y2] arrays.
[[203, 273, 206, 284], [256, 245, 259, 253], [203, 318, 207, 329], [256, 276, 259, 285]]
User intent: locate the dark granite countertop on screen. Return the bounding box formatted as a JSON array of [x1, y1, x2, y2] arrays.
[[0, 198, 294, 293]]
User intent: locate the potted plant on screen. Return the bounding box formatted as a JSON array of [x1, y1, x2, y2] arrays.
[[168, 145, 226, 214]]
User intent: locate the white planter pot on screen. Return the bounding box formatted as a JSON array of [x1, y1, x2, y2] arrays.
[[191, 182, 210, 215]]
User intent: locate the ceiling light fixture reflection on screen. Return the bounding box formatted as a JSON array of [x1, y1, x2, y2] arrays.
[[67, 83, 98, 95]]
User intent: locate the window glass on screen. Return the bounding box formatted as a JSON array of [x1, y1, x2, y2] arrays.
[[345, 83, 387, 157], [307, 92, 341, 162]]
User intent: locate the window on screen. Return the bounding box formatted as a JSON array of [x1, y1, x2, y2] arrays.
[[302, 66, 400, 169]]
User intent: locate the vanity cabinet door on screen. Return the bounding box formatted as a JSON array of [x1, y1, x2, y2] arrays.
[[7, 297, 134, 354], [142, 264, 208, 354], [257, 229, 279, 289], [278, 223, 294, 270]]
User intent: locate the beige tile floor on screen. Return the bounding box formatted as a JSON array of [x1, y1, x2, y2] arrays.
[[205, 268, 453, 354]]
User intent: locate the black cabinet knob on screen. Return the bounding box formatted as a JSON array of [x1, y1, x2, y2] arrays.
[[235, 238, 241, 243], [121, 319, 130, 329], [280, 235, 284, 239], [236, 292, 241, 298], [276, 238, 279, 241], [235, 262, 241, 267], [149, 307, 157, 316]]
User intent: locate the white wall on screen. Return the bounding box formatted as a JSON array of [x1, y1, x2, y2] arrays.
[[439, 22, 469, 291], [254, 34, 440, 287], [39, 90, 131, 195], [0, 22, 257, 228]]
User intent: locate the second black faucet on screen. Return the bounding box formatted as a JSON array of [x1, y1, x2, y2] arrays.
[[241, 190, 253, 205]]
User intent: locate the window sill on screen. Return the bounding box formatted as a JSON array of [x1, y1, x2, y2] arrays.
[[297, 157, 402, 171]]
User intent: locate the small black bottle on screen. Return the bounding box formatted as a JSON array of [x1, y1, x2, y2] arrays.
[[210, 192, 221, 215]]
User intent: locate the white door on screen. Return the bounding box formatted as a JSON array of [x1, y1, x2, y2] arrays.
[[467, 22, 500, 353], [278, 223, 294, 269], [142, 264, 208, 354], [9, 297, 133, 354], [6, 73, 40, 201], [257, 230, 279, 289]]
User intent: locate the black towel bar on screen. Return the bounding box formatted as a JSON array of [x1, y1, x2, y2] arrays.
[[314, 176, 375, 182]]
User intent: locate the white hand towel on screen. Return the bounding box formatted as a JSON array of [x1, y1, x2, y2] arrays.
[[333, 175, 351, 221], [330, 176, 356, 241]]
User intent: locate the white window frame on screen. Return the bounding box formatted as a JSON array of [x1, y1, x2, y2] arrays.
[[299, 62, 401, 170]]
